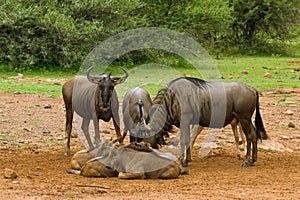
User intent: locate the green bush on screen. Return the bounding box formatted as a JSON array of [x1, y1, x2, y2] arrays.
[[0, 0, 140, 69]]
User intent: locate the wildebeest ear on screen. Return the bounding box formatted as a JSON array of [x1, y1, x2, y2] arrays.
[[111, 77, 124, 85], [111, 66, 128, 85], [87, 76, 100, 84], [86, 66, 100, 84]]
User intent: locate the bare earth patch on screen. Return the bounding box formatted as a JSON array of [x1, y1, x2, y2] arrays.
[[0, 89, 299, 199]]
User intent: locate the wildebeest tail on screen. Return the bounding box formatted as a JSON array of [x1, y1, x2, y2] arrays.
[[255, 91, 268, 140], [137, 99, 145, 124]]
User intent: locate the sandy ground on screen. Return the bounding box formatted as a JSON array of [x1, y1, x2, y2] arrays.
[[0, 88, 299, 199]]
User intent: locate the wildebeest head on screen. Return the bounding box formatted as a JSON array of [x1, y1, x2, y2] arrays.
[[87, 66, 128, 113], [132, 103, 170, 148]]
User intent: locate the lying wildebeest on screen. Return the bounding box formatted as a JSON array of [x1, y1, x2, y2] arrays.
[[106, 142, 184, 179], [189, 118, 246, 159], [137, 77, 268, 167], [68, 141, 185, 179], [62, 66, 128, 156], [122, 87, 152, 142]]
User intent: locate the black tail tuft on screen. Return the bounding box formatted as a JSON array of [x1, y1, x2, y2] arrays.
[[255, 91, 268, 140]]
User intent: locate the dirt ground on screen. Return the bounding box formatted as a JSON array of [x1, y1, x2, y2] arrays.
[[0, 88, 299, 199]]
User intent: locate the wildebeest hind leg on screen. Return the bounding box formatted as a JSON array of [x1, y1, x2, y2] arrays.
[[113, 117, 122, 143], [239, 119, 253, 167], [64, 110, 73, 156], [250, 123, 258, 163]]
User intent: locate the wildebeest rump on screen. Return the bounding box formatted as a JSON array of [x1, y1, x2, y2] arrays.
[[62, 66, 128, 156], [122, 87, 152, 143], [139, 77, 268, 167]]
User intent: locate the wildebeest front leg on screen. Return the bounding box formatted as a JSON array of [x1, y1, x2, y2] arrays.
[[179, 122, 190, 167], [81, 118, 93, 149], [118, 172, 144, 179], [92, 117, 100, 146], [231, 119, 242, 159]]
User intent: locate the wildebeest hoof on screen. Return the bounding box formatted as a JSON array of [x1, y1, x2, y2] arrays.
[[64, 151, 70, 157], [94, 139, 100, 146], [187, 158, 193, 162], [181, 161, 188, 167], [241, 160, 254, 167], [180, 168, 189, 175], [88, 146, 96, 152]]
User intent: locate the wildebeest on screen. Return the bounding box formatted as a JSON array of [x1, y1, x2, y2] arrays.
[[106, 142, 183, 179], [68, 141, 185, 179], [122, 87, 152, 143], [138, 77, 268, 167], [62, 66, 128, 156]]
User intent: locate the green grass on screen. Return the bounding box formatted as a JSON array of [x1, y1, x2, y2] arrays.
[[214, 56, 300, 90], [0, 56, 299, 97]]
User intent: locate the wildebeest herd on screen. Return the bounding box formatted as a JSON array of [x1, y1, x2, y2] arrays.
[[62, 66, 268, 179]]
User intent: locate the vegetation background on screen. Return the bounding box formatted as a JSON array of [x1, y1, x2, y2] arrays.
[[0, 0, 299, 70], [0, 0, 299, 97]]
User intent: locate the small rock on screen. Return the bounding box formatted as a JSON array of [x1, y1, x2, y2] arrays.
[[43, 129, 51, 134], [4, 168, 18, 179], [296, 135, 300, 139], [139, 82, 148, 87], [17, 73, 23, 79], [23, 127, 32, 132], [264, 72, 272, 78], [12, 180, 18, 184], [110, 127, 115, 130], [281, 136, 291, 140], [57, 137, 63, 141], [241, 71, 248, 74], [288, 122, 295, 128], [44, 104, 52, 109], [283, 110, 294, 115]]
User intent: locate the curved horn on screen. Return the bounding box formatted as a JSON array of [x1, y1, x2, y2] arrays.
[[86, 66, 99, 84], [111, 67, 128, 85], [120, 66, 129, 80]]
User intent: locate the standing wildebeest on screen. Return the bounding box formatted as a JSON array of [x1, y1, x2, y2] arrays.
[[122, 87, 152, 143], [62, 67, 128, 156], [138, 77, 268, 167]]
